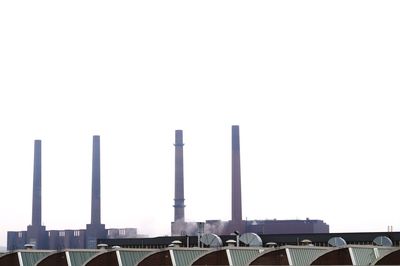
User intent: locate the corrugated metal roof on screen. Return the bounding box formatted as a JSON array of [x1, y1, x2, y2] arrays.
[[172, 248, 209, 266], [229, 248, 264, 266], [119, 249, 157, 266], [68, 250, 99, 266], [372, 248, 400, 265], [287, 246, 330, 265], [349, 246, 396, 265], [2, 245, 397, 266], [20, 251, 52, 266], [375, 246, 396, 259], [350, 247, 377, 265]]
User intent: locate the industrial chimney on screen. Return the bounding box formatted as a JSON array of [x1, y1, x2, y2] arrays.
[[86, 135, 106, 249], [171, 130, 189, 236], [26, 140, 48, 249], [174, 130, 185, 222], [32, 140, 42, 227], [91, 135, 101, 225], [231, 125, 243, 231]]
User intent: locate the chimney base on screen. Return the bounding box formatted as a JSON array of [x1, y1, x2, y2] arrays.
[[86, 223, 106, 249]]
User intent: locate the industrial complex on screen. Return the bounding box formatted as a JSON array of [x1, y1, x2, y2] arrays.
[[3, 125, 399, 265], [171, 126, 328, 236], [7, 136, 138, 250]]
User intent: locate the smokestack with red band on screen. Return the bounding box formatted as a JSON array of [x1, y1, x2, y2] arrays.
[[231, 125, 242, 226], [32, 140, 42, 227], [91, 135, 101, 225], [174, 130, 185, 222]]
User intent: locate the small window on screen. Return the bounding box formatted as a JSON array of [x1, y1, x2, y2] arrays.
[[59, 231, 65, 237], [74, 231, 80, 237]]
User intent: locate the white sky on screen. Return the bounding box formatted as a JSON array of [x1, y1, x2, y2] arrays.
[[1, 1, 400, 247]]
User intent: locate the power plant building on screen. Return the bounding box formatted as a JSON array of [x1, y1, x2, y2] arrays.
[[171, 125, 329, 236], [6, 126, 400, 266], [7, 125, 328, 251], [7, 136, 138, 251]]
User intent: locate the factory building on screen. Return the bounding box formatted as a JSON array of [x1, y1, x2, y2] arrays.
[[7, 125, 328, 251], [171, 126, 329, 237], [7, 136, 138, 251]]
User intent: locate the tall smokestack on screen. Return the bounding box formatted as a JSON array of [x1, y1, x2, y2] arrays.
[[231, 125, 242, 226], [174, 130, 185, 222], [32, 140, 42, 227], [86, 135, 106, 249], [91, 135, 101, 225], [27, 139, 47, 249]]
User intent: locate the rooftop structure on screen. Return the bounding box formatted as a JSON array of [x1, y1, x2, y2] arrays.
[[3, 234, 400, 266]]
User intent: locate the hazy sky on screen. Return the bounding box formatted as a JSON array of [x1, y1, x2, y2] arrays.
[[1, 1, 400, 247]]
